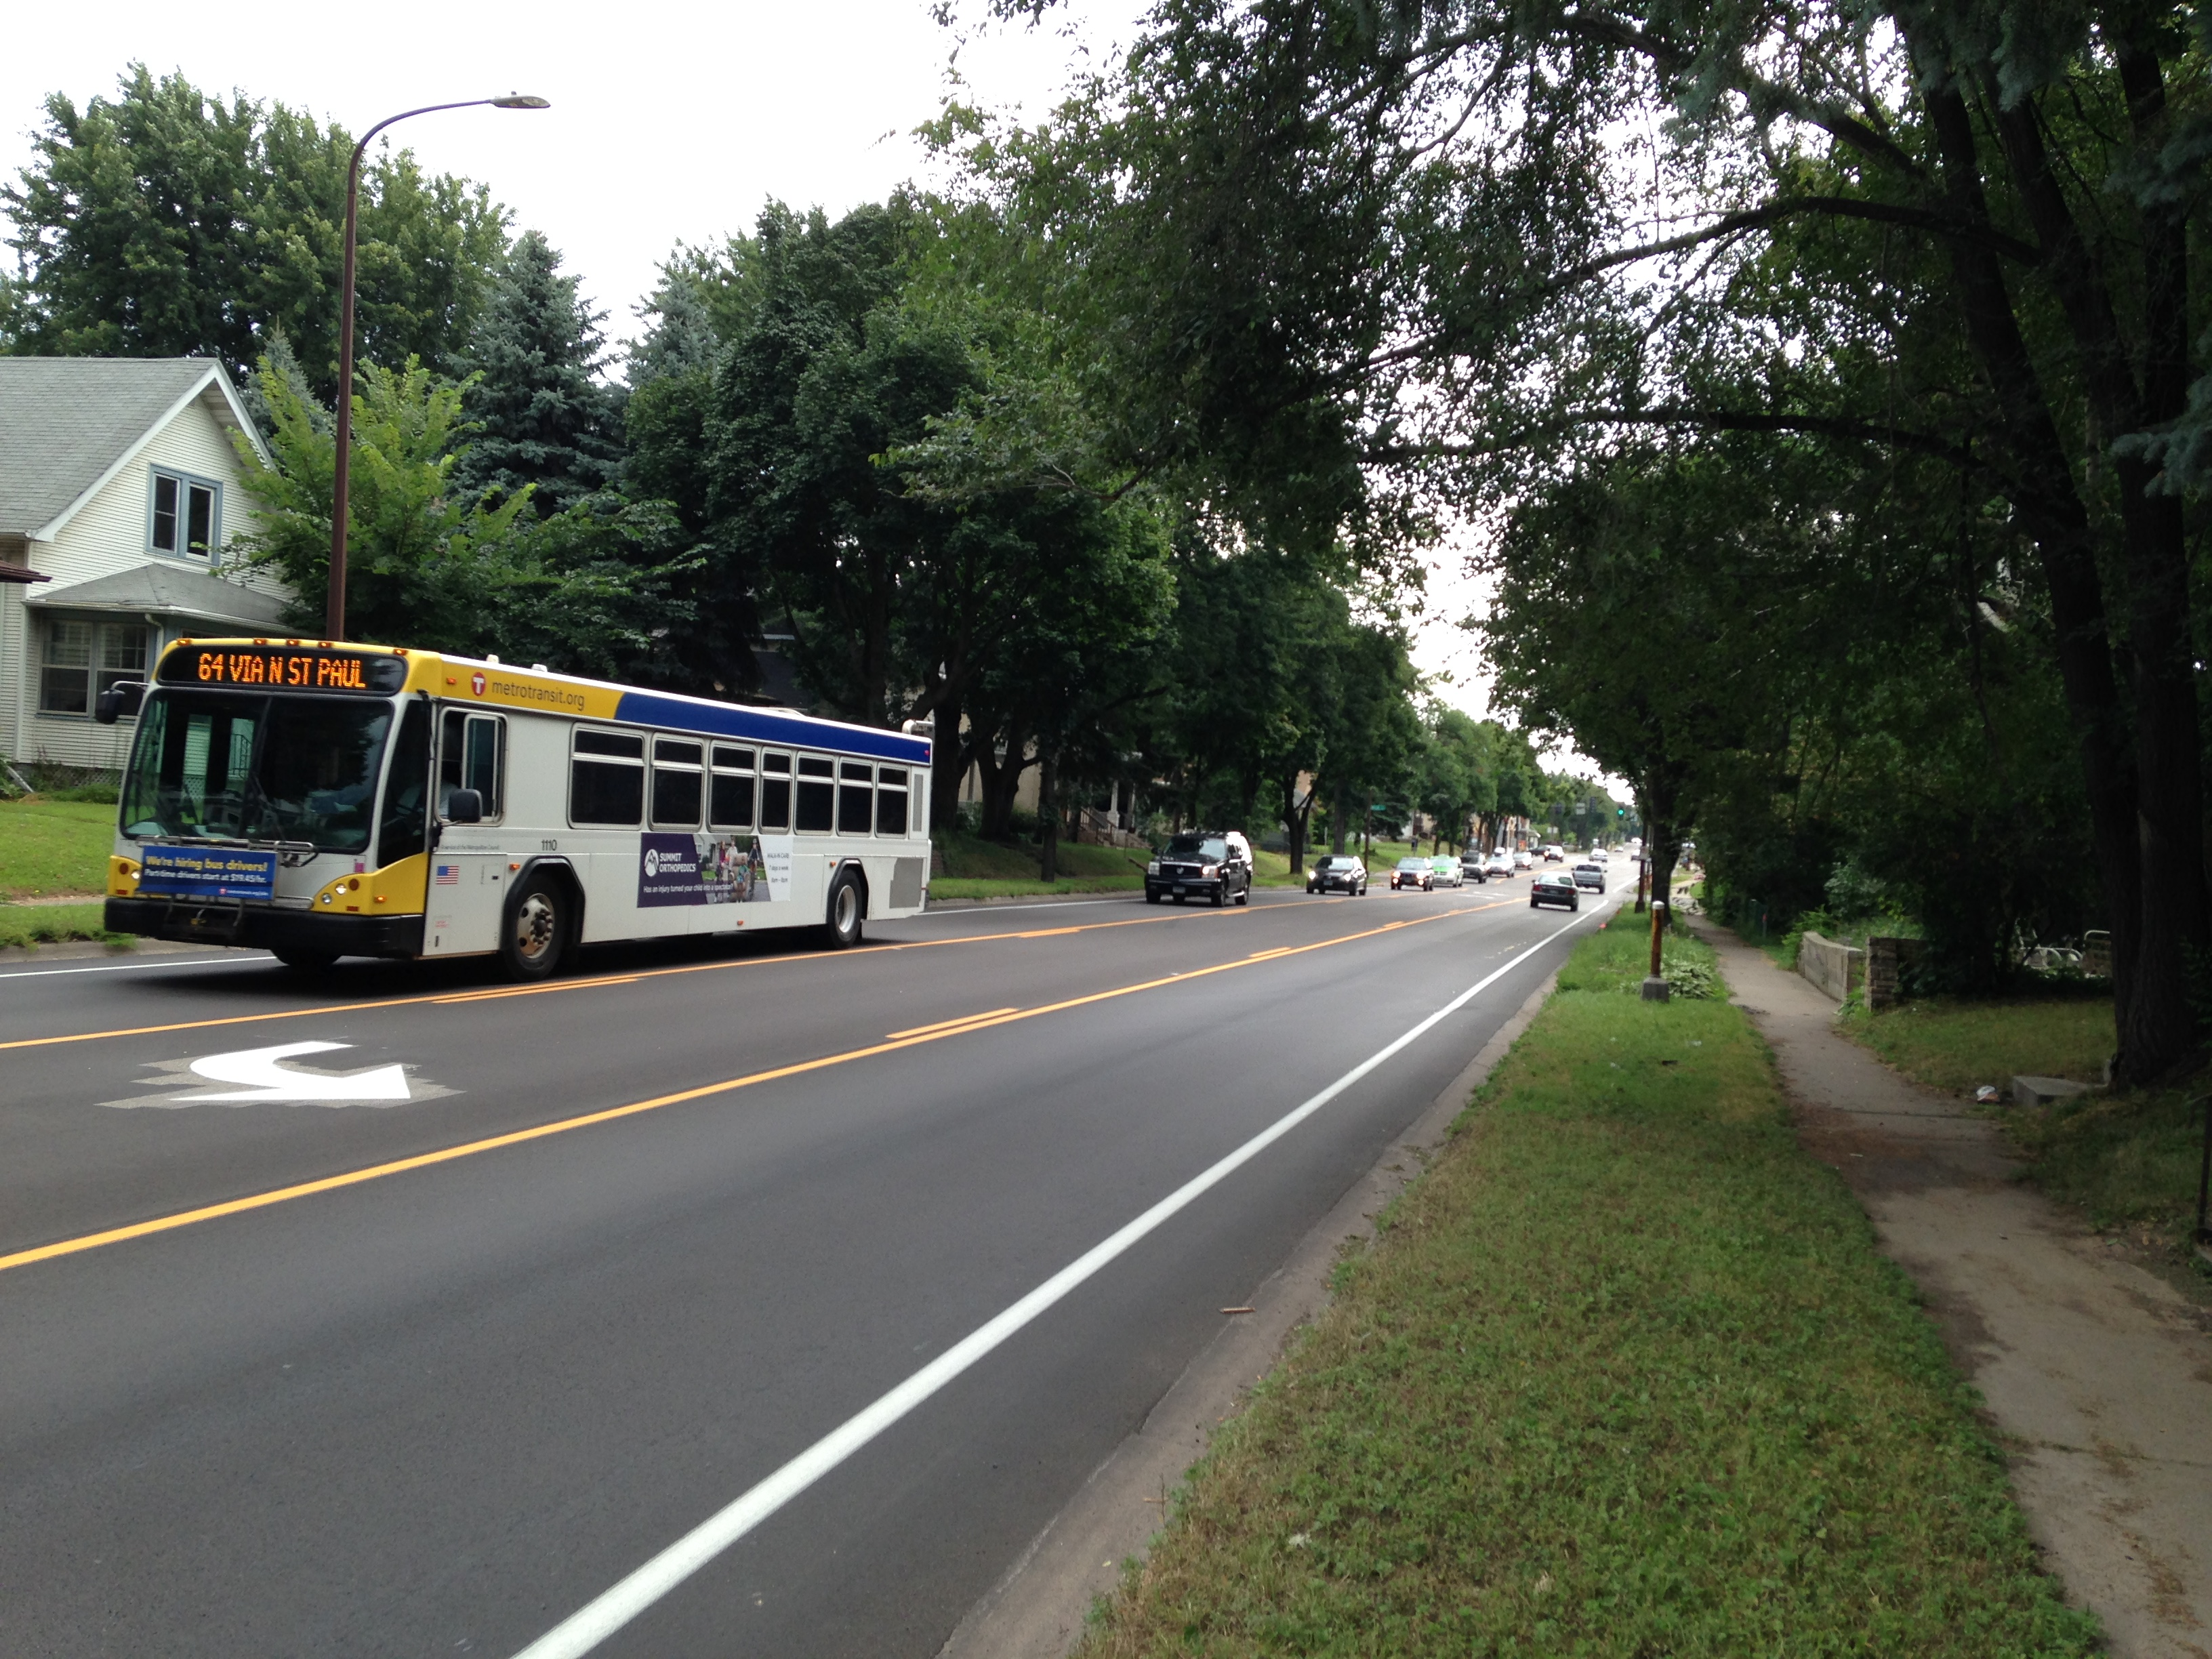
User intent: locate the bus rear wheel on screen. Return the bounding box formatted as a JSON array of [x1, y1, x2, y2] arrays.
[[503, 875, 569, 981], [823, 869, 865, 949]]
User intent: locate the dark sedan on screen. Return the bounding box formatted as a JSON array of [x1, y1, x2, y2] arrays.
[[1390, 857, 1435, 892], [1530, 870, 1580, 911], [1307, 855, 1368, 895]]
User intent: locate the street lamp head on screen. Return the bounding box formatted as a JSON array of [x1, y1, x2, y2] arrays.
[[491, 94, 551, 108]]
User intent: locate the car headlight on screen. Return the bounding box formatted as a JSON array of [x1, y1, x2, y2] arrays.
[[1146, 861, 1160, 875], [1201, 864, 1218, 878]]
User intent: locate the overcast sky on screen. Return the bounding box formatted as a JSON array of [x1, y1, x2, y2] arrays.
[[1, 0, 1595, 770], [0, 0, 1143, 346]]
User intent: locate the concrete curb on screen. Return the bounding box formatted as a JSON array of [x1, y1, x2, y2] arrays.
[[937, 965, 1567, 1659]]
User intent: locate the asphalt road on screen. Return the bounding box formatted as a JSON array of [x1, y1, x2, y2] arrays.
[[0, 876, 1612, 1657]]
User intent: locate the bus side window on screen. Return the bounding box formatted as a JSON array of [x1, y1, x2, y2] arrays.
[[796, 756, 834, 833], [441, 710, 505, 819], [759, 752, 792, 831], [377, 700, 433, 863], [571, 728, 645, 826], [876, 768, 908, 836], [710, 745, 754, 829], [838, 762, 873, 834], [652, 737, 703, 827]]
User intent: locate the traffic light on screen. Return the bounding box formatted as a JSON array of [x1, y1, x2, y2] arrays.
[[1616, 806, 1624, 817]]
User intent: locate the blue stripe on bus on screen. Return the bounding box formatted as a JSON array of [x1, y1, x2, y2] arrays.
[[609, 691, 933, 766]]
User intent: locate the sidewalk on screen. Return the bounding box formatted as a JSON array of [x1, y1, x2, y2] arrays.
[[1694, 919, 2212, 1658]]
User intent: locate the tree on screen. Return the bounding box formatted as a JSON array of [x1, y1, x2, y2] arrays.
[[449, 230, 624, 516], [3, 65, 508, 394], [989, 0, 2212, 1078], [230, 354, 679, 674]]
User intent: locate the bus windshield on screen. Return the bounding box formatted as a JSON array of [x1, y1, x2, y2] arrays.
[[121, 689, 393, 853]]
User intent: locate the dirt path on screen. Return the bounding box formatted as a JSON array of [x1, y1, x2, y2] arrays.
[[1694, 920, 2212, 1656]]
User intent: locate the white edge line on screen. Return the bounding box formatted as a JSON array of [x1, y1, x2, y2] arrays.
[[0, 953, 269, 981], [508, 905, 1600, 1659]]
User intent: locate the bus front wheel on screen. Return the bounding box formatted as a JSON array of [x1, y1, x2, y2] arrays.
[[503, 875, 569, 981], [824, 869, 865, 949]]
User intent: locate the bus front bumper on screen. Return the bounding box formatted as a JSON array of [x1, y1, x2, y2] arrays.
[[104, 898, 426, 960]]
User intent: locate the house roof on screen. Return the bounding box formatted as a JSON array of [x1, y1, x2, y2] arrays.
[[27, 562, 291, 628], [0, 357, 270, 539]]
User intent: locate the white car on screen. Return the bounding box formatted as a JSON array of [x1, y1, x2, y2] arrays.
[[1486, 853, 1514, 879], [1511, 849, 1532, 870]]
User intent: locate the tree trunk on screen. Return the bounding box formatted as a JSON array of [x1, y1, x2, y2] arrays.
[[1038, 750, 1059, 882], [928, 691, 965, 833], [1281, 776, 1313, 873], [1915, 52, 2154, 1076], [1332, 782, 1349, 854]]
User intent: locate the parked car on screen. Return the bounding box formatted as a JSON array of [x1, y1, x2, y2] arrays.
[[1306, 854, 1368, 895], [1147, 831, 1253, 906], [1458, 853, 1489, 883], [1391, 857, 1435, 891], [1530, 870, 1580, 911], [1486, 852, 1515, 880], [1429, 856, 1463, 888], [1572, 861, 1606, 893]]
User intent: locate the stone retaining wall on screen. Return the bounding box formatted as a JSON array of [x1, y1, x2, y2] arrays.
[[1866, 936, 1927, 1010], [1797, 930, 1863, 1003]]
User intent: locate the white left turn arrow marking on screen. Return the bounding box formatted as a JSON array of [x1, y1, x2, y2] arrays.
[[178, 1041, 413, 1103]]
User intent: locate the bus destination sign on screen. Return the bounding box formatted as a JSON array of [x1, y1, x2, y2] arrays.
[[159, 647, 407, 695]]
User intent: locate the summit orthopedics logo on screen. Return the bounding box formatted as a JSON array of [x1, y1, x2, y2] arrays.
[[644, 847, 661, 878]]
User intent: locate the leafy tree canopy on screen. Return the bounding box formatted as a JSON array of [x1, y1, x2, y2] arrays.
[[3, 65, 509, 396]]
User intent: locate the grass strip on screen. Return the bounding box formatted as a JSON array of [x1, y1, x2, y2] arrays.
[[0, 902, 127, 951], [1078, 924, 2095, 1658]]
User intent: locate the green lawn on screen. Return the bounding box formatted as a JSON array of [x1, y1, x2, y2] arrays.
[[930, 832, 1152, 901], [0, 796, 116, 899], [1847, 996, 2114, 1094], [1076, 924, 2095, 1658]]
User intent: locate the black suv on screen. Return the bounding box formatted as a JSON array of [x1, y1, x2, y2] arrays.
[[1147, 832, 1253, 906]]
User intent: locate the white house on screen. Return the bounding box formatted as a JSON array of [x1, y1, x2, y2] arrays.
[[0, 358, 293, 776]]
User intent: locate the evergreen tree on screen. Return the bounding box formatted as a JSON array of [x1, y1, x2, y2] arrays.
[[450, 230, 622, 516], [626, 261, 720, 388]]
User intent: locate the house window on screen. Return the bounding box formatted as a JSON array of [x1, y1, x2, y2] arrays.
[[41, 619, 150, 715], [150, 469, 220, 559]]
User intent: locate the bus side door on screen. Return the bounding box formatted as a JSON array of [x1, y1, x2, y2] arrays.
[[427, 708, 510, 956]]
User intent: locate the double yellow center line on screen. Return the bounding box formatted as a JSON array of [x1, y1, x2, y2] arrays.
[[0, 903, 1501, 1275]]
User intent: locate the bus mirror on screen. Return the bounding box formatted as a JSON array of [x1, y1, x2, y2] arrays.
[[445, 788, 484, 824], [94, 681, 146, 724]]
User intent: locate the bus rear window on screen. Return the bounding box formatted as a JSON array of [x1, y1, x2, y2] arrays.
[[876, 769, 909, 836]]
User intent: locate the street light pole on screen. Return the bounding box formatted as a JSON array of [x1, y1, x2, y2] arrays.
[[326, 94, 548, 640]]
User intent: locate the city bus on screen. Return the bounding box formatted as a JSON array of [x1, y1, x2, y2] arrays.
[[97, 638, 934, 977]]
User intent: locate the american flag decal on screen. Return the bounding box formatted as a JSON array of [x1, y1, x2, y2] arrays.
[[434, 864, 460, 886]]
